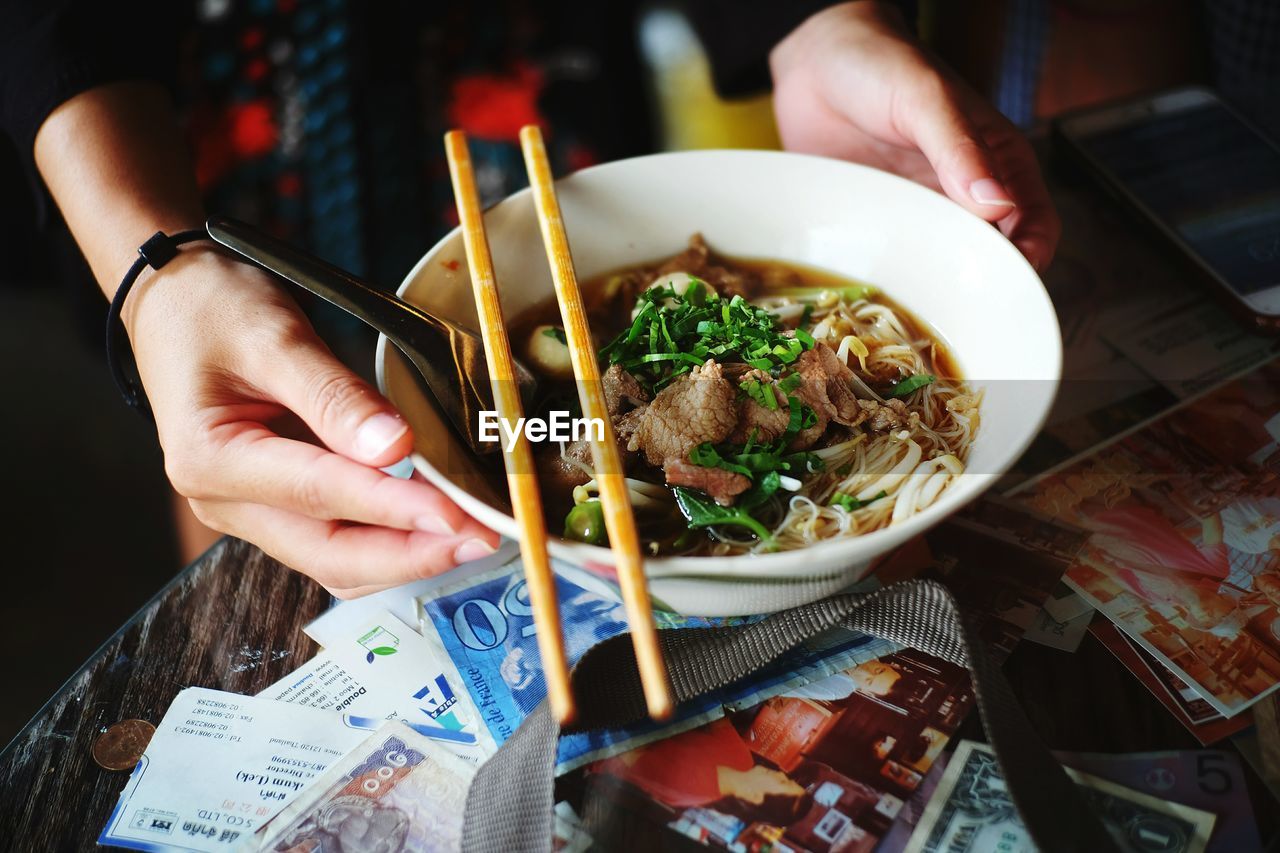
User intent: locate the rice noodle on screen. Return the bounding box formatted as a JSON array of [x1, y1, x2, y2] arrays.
[[574, 477, 670, 512], [890, 454, 964, 525], [734, 288, 978, 554]]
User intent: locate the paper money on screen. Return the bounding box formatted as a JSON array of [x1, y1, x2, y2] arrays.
[[1057, 750, 1260, 853], [266, 608, 496, 764], [257, 721, 473, 852], [905, 741, 1216, 853], [305, 544, 522, 641], [416, 554, 900, 774], [98, 688, 372, 853]]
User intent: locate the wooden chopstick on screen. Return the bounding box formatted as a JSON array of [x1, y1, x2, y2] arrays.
[[444, 130, 576, 726], [518, 124, 675, 721]]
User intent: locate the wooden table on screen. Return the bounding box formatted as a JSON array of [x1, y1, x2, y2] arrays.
[[0, 540, 328, 850]]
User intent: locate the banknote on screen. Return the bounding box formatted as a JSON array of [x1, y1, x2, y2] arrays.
[[257, 721, 473, 852], [905, 741, 1216, 853], [267, 608, 496, 764], [416, 554, 901, 774], [99, 688, 372, 853], [1057, 750, 1260, 853], [305, 544, 522, 642]]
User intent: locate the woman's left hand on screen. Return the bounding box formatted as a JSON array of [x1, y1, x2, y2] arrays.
[[770, 1, 1061, 272]]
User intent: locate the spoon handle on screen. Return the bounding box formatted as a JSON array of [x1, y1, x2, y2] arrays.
[[206, 216, 450, 342], [205, 215, 495, 454]]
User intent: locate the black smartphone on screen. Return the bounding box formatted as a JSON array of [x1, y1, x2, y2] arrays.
[[1053, 86, 1280, 330]]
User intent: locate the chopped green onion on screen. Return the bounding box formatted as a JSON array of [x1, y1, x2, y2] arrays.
[[541, 326, 567, 345], [688, 443, 752, 476], [778, 372, 803, 394], [885, 373, 936, 398], [741, 379, 779, 411]]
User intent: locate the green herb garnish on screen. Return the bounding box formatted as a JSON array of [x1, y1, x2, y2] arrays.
[[599, 279, 815, 392], [830, 490, 888, 511], [541, 326, 567, 345], [778, 372, 803, 394], [688, 443, 752, 477], [741, 378, 779, 411], [674, 487, 773, 542], [885, 373, 935, 398], [738, 470, 782, 511]]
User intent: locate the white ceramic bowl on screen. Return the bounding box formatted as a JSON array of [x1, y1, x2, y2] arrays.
[[376, 150, 1061, 615]]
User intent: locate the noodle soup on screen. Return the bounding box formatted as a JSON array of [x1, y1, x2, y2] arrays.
[[516, 235, 980, 557]]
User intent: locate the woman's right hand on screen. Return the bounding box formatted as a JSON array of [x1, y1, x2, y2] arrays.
[[125, 249, 500, 597]]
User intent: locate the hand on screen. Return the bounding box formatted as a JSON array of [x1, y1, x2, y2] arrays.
[[770, 2, 1060, 271], [126, 250, 499, 597]]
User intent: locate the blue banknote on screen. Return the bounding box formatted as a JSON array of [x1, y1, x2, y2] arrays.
[[417, 557, 898, 773]]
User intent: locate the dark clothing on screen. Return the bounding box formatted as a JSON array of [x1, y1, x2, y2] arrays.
[[684, 0, 836, 96], [0, 1, 180, 162], [0, 0, 820, 292]]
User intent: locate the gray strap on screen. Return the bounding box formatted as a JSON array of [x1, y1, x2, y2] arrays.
[[462, 579, 1118, 853]]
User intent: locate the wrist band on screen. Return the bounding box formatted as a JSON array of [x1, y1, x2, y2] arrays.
[[105, 228, 209, 417]]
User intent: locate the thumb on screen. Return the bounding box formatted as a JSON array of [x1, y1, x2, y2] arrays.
[[259, 332, 415, 467], [902, 81, 1015, 222]]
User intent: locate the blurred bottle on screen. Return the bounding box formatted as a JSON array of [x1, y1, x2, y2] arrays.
[[637, 6, 781, 152]]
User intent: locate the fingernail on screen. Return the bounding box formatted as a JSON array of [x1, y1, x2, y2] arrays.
[[354, 413, 408, 461], [454, 538, 496, 563], [415, 514, 455, 535], [969, 178, 1015, 208]]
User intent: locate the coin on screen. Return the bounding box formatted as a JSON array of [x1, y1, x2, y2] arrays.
[[92, 719, 156, 771]]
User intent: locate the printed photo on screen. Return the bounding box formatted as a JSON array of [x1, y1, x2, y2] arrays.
[[1023, 359, 1280, 717], [585, 650, 973, 853]]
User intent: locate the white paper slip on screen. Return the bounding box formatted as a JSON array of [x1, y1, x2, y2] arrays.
[[1043, 582, 1095, 624], [1101, 297, 1277, 399], [1023, 607, 1093, 652], [265, 608, 497, 763], [99, 687, 370, 853]]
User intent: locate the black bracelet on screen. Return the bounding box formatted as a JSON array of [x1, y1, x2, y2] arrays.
[[105, 228, 209, 417]]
